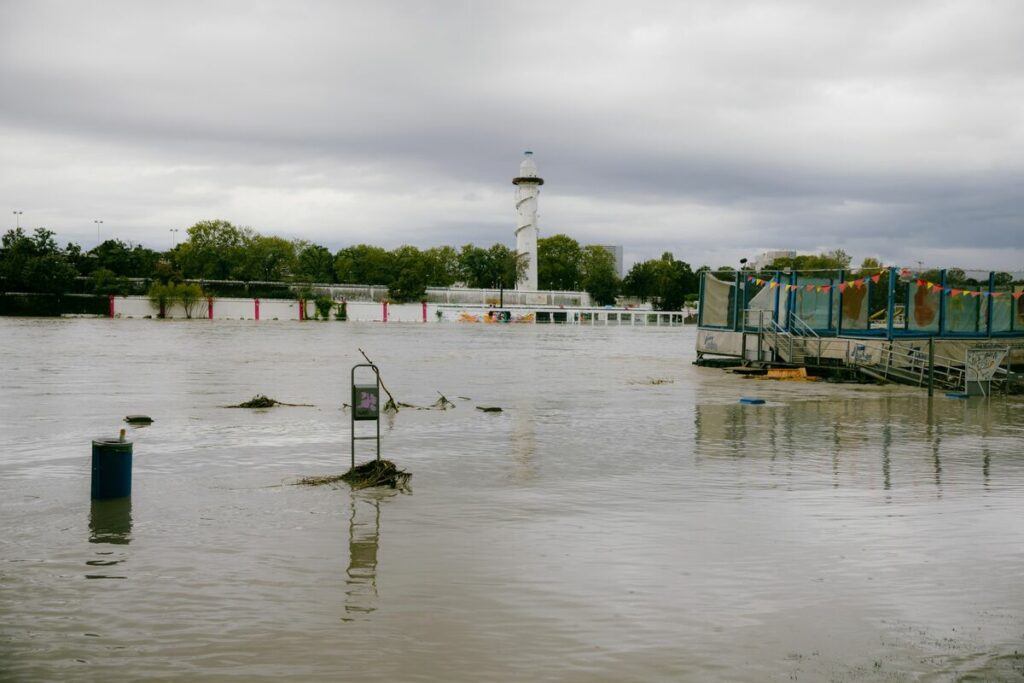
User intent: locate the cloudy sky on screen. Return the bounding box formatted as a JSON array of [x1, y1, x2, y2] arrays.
[[2, 0, 1022, 271]]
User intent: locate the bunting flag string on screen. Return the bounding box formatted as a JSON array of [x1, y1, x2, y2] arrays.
[[745, 272, 1023, 299]]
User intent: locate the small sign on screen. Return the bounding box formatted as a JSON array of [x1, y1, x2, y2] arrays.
[[965, 347, 1008, 383], [353, 384, 380, 421]]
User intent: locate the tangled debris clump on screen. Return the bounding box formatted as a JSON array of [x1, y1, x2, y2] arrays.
[[295, 473, 348, 487], [296, 460, 410, 490], [228, 394, 313, 408]]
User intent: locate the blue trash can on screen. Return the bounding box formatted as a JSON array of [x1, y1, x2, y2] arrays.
[[91, 438, 133, 499]]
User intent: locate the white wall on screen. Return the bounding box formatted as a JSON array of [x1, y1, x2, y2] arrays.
[[111, 296, 434, 323], [113, 296, 306, 320]]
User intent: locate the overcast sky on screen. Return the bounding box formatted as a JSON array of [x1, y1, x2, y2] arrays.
[[2, 0, 1022, 271]]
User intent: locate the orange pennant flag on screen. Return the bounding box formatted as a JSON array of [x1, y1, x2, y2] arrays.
[[871, 273, 881, 284], [838, 283, 847, 293], [1013, 291, 1024, 300]]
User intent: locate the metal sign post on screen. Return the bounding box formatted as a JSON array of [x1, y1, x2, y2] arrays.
[[351, 363, 381, 470]]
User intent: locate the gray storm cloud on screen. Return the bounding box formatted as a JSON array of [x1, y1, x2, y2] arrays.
[[1, 0, 1022, 269]]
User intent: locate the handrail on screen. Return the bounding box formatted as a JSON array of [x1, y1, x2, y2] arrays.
[[787, 312, 822, 359], [847, 339, 967, 390], [787, 312, 820, 339]]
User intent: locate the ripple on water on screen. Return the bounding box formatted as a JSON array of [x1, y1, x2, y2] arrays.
[[2, 320, 1023, 681]]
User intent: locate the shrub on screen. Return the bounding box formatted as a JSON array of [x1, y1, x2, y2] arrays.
[[314, 296, 334, 320]]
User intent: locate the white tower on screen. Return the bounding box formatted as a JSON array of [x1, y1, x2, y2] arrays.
[[513, 151, 543, 290]]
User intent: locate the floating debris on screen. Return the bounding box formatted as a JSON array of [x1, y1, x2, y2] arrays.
[[430, 392, 456, 410], [295, 473, 348, 487], [476, 406, 503, 413], [342, 460, 411, 490], [756, 367, 821, 382], [227, 394, 314, 408], [123, 415, 153, 425], [295, 461, 412, 489], [629, 377, 674, 385]]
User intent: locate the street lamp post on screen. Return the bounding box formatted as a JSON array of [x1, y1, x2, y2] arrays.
[[13, 210, 22, 229], [94, 220, 104, 244], [170, 228, 179, 247]]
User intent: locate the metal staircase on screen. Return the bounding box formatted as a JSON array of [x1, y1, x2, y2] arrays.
[[846, 340, 964, 390], [745, 309, 820, 365], [742, 308, 1018, 392]]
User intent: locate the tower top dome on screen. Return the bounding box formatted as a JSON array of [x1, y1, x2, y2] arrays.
[[519, 152, 538, 177], [513, 151, 544, 185]]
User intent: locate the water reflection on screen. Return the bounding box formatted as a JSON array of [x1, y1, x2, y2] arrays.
[[882, 423, 892, 492], [510, 403, 537, 482], [89, 498, 132, 545], [692, 394, 1000, 492], [86, 498, 131, 579], [343, 493, 385, 619]]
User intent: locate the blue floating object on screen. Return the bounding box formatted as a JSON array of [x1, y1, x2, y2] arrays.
[[739, 397, 766, 405], [945, 392, 969, 400]]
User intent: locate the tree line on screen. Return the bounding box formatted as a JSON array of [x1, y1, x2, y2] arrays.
[[1, 219, 709, 308]]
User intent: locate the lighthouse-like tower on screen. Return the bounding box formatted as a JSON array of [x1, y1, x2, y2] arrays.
[[513, 151, 544, 291]]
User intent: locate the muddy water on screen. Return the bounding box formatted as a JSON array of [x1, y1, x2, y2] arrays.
[[1, 318, 1022, 681]]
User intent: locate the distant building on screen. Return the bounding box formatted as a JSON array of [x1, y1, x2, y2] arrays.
[[752, 249, 796, 269], [597, 245, 624, 278]]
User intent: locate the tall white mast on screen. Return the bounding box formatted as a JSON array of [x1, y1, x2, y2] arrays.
[[513, 151, 543, 291]]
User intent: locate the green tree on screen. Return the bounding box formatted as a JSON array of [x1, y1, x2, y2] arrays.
[[622, 260, 660, 302], [91, 268, 130, 295], [423, 246, 460, 287], [177, 282, 206, 318], [622, 252, 697, 310], [242, 235, 296, 281], [147, 282, 176, 318], [762, 249, 852, 273], [653, 252, 697, 311], [334, 244, 393, 284], [489, 244, 524, 289], [175, 220, 254, 280], [388, 245, 429, 302], [0, 228, 78, 293], [580, 245, 620, 305], [457, 243, 522, 289], [294, 242, 336, 283], [457, 244, 491, 288], [538, 234, 582, 290]]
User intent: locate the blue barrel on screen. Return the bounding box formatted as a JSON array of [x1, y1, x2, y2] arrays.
[[91, 438, 133, 499]]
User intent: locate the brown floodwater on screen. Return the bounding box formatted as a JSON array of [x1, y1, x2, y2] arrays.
[[1, 318, 1022, 681]]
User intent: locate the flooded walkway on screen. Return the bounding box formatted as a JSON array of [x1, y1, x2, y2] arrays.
[[1, 319, 1022, 681]]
